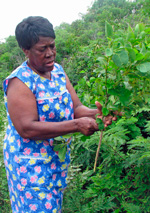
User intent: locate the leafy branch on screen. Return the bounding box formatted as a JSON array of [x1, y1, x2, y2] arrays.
[[53, 135, 72, 160]]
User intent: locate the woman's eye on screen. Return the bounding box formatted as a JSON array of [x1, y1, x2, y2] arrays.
[[40, 48, 45, 52], [50, 45, 55, 49]]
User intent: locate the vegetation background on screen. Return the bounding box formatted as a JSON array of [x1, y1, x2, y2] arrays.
[[0, 0, 150, 212]]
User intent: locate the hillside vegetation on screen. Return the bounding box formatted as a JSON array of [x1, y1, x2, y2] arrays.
[[0, 0, 150, 212]]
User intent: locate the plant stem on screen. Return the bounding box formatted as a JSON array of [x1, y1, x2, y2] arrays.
[[105, 62, 109, 106], [94, 130, 103, 172], [93, 59, 108, 172]]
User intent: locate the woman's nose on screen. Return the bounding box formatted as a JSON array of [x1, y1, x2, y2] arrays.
[[45, 48, 53, 57]]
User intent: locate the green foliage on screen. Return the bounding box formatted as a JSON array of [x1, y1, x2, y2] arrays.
[[0, 107, 11, 212], [0, 36, 25, 99], [61, 1, 150, 212], [139, 0, 150, 16], [0, 148, 11, 213], [64, 116, 150, 212]]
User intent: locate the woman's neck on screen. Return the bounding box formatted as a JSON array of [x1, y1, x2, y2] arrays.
[[27, 60, 52, 80]]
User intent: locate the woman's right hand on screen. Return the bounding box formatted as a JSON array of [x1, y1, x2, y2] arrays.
[[76, 117, 99, 136]]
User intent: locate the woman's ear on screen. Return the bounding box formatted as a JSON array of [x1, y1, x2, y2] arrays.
[[22, 48, 29, 58]]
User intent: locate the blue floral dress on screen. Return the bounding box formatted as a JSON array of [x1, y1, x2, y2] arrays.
[[3, 61, 74, 213]]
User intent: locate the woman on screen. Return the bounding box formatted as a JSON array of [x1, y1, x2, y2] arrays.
[[3, 16, 116, 213]]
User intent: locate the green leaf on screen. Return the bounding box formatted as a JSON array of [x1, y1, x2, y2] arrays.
[[58, 146, 67, 160], [105, 21, 113, 38], [144, 51, 150, 60], [81, 135, 91, 142], [96, 84, 105, 96], [62, 134, 72, 139], [53, 137, 64, 145], [54, 136, 63, 142], [105, 48, 113, 57], [120, 87, 131, 105], [108, 88, 119, 96], [114, 38, 125, 47], [79, 70, 85, 73], [140, 31, 146, 39], [140, 43, 146, 54], [135, 23, 145, 34], [112, 54, 122, 67], [53, 144, 64, 152], [86, 81, 91, 87], [97, 56, 105, 62], [109, 86, 131, 106], [127, 25, 135, 41], [102, 107, 109, 116], [120, 50, 129, 65], [119, 90, 131, 105], [125, 43, 132, 48], [136, 53, 144, 61], [97, 57, 107, 66], [96, 118, 104, 130], [136, 62, 150, 73], [127, 48, 136, 63], [84, 93, 91, 104], [53, 144, 67, 160], [112, 50, 128, 67], [90, 77, 96, 83], [127, 32, 135, 41]]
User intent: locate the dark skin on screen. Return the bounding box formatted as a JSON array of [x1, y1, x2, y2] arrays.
[[7, 37, 117, 140]]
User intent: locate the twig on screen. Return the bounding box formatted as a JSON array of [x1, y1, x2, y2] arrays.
[[94, 130, 103, 172]]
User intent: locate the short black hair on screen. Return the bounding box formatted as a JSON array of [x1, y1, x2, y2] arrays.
[[15, 16, 56, 50]]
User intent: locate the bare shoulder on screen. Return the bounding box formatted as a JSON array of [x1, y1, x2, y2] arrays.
[[7, 77, 31, 95], [7, 77, 38, 137], [7, 77, 36, 105]]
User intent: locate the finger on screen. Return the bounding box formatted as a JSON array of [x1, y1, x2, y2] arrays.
[[112, 116, 117, 121], [118, 112, 123, 116], [91, 119, 99, 131], [105, 115, 112, 121], [105, 120, 112, 127], [104, 121, 112, 127], [113, 111, 123, 116], [95, 101, 102, 115], [97, 115, 102, 119], [105, 115, 118, 125]]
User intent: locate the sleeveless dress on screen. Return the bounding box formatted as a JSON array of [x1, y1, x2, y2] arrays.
[[3, 61, 74, 213]]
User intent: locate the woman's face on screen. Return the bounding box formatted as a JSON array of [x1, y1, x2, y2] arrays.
[[24, 36, 56, 75]]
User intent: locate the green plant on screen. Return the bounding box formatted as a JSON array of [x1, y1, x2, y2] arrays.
[[0, 103, 11, 213], [75, 21, 150, 172], [64, 19, 150, 212]]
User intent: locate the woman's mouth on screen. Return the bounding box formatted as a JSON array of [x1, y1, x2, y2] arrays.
[[47, 61, 54, 65], [46, 61, 54, 67]]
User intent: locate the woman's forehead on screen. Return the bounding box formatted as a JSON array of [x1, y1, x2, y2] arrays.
[[34, 37, 55, 47]]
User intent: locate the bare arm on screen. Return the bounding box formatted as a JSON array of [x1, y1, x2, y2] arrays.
[[7, 78, 99, 139]]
